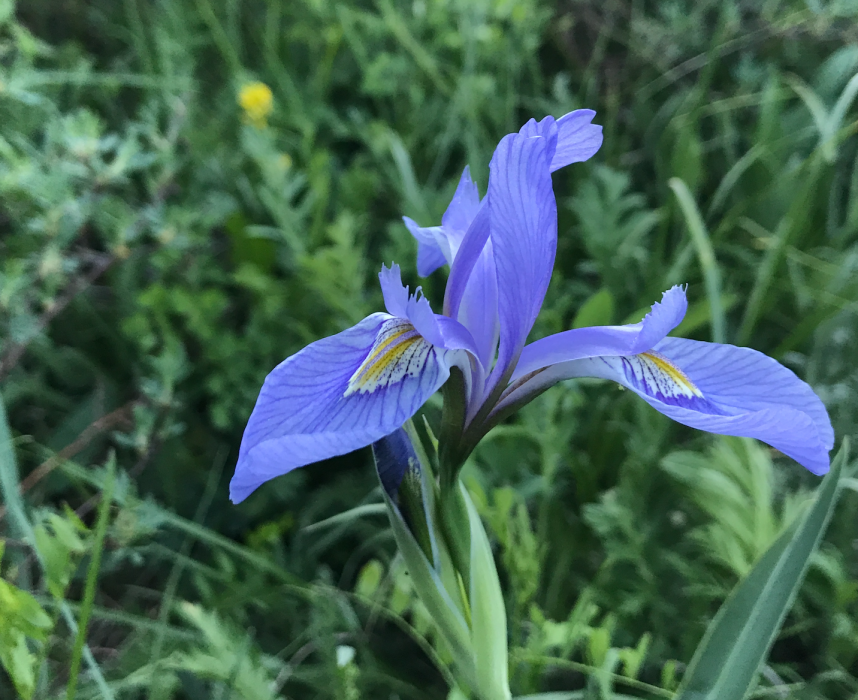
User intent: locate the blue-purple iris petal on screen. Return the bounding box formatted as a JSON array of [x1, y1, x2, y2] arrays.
[[405, 289, 445, 347], [512, 286, 688, 381], [550, 110, 604, 171], [444, 200, 490, 318], [403, 167, 479, 278], [530, 338, 832, 476], [435, 313, 487, 403], [489, 130, 557, 382], [230, 313, 455, 502], [403, 218, 448, 276], [456, 239, 499, 369], [652, 338, 834, 452], [434, 315, 481, 357], [379, 264, 409, 318], [442, 166, 481, 234], [630, 286, 688, 353], [516, 111, 603, 172], [380, 263, 445, 347], [518, 116, 559, 158]]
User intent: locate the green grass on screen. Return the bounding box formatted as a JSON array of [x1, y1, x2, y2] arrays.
[[2, 0, 858, 697]]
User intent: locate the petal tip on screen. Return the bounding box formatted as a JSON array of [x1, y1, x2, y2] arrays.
[[228, 476, 252, 504], [629, 286, 688, 353]]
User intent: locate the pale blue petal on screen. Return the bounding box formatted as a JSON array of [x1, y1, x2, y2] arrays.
[[435, 315, 481, 357], [489, 130, 556, 382], [444, 201, 490, 318], [653, 337, 834, 452], [403, 167, 479, 277], [442, 166, 481, 234], [380, 263, 444, 347], [516, 111, 603, 171], [456, 239, 499, 369], [550, 110, 604, 171], [518, 116, 559, 156], [517, 338, 832, 476], [441, 199, 502, 374], [403, 217, 448, 276], [379, 263, 409, 318], [512, 286, 687, 380], [630, 286, 688, 353], [231, 313, 459, 502]]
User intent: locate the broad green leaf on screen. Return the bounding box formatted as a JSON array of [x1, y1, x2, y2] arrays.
[[463, 484, 511, 700], [675, 441, 848, 700]]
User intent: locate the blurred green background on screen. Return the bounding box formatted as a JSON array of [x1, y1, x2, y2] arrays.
[[2, 0, 858, 697]]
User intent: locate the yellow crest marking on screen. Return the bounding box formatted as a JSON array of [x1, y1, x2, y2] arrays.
[[630, 351, 703, 399], [345, 319, 433, 396]]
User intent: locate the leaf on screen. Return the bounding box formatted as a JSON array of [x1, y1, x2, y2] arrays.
[[463, 484, 511, 700], [381, 486, 474, 666], [674, 440, 848, 700], [668, 177, 725, 344], [301, 503, 386, 534]]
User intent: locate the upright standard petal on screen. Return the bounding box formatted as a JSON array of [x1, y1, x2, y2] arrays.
[[456, 239, 499, 370], [231, 313, 460, 502], [512, 338, 834, 476], [403, 219, 448, 277], [489, 131, 556, 381], [404, 167, 481, 276], [442, 165, 481, 234], [515, 110, 603, 172], [550, 110, 604, 171]]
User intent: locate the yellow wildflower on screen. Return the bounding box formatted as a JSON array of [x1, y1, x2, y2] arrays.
[[238, 81, 273, 127]]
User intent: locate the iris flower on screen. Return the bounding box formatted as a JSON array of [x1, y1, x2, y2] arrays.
[[230, 111, 833, 503]]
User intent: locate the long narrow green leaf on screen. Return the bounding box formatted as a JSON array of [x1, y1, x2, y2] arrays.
[[675, 441, 848, 700], [67, 459, 116, 700], [463, 484, 511, 700], [668, 177, 726, 344], [381, 488, 474, 663], [302, 503, 386, 533], [736, 155, 822, 345]]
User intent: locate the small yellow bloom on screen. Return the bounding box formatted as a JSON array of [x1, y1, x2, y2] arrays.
[[238, 81, 273, 127], [113, 243, 131, 260]]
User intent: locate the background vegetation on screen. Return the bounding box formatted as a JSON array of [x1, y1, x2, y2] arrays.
[[2, 0, 858, 697]]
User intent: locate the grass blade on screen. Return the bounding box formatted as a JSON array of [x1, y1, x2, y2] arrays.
[[675, 440, 848, 700], [0, 396, 116, 699], [66, 459, 116, 700], [669, 177, 726, 343]]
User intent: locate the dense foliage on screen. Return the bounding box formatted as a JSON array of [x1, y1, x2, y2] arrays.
[[2, 0, 858, 697]]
